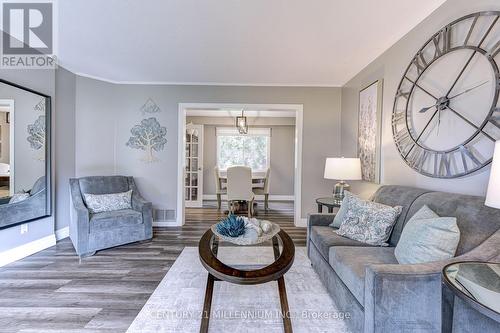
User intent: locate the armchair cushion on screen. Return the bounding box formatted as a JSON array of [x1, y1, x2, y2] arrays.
[[90, 209, 142, 233], [328, 246, 398, 305], [310, 226, 374, 260]]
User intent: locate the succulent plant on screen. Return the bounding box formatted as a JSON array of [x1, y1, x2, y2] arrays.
[[216, 213, 246, 237]]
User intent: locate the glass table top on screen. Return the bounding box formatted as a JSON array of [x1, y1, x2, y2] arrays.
[[209, 233, 284, 271], [444, 262, 500, 314], [316, 196, 343, 206]]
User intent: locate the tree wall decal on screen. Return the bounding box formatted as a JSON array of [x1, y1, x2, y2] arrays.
[[126, 117, 167, 162], [27, 115, 46, 161]]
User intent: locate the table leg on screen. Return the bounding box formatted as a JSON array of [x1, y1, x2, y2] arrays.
[[277, 276, 293, 333], [272, 237, 293, 333], [200, 237, 219, 333], [317, 203, 323, 213], [200, 274, 215, 333], [327, 207, 333, 213]]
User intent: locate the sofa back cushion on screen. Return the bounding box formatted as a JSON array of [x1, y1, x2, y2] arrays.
[[406, 192, 500, 256], [371, 186, 430, 246], [78, 176, 130, 195]]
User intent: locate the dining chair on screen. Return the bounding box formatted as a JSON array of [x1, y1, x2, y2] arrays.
[[214, 166, 227, 210], [252, 167, 271, 211], [226, 166, 255, 217]]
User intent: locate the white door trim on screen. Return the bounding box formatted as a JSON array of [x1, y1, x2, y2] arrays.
[[177, 103, 304, 227], [0, 99, 14, 195]]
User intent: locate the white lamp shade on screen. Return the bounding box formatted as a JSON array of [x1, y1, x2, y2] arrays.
[[324, 157, 362, 180], [486, 141, 500, 209]]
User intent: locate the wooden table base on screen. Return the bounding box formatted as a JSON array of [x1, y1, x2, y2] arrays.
[[199, 236, 293, 333]]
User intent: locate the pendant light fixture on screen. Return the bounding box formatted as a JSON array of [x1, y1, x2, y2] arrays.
[[236, 109, 248, 134]]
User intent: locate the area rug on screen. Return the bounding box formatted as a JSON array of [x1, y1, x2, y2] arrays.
[[127, 247, 351, 333]]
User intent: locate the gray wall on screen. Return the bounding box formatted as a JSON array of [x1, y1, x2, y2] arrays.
[[54, 68, 76, 231], [75, 77, 342, 218], [341, 0, 500, 199], [186, 116, 295, 196], [0, 69, 55, 253]]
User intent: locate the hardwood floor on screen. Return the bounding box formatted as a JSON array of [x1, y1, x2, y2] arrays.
[[0, 201, 305, 333]]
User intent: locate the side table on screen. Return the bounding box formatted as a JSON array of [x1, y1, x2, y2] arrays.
[[316, 197, 342, 213]]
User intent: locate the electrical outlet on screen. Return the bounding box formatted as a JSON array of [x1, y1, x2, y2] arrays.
[[20, 224, 28, 234]]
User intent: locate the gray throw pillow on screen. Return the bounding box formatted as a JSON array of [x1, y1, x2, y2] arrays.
[[83, 190, 132, 214], [330, 196, 348, 228], [335, 191, 402, 246], [395, 205, 460, 264], [9, 191, 30, 204]]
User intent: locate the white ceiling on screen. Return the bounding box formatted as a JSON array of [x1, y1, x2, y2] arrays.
[[58, 0, 447, 86]]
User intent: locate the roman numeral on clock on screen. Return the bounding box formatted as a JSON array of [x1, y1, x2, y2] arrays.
[[411, 54, 426, 76], [392, 111, 406, 125], [489, 107, 500, 129], [459, 145, 482, 173], [437, 153, 451, 177], [394, 130, 414, 156], [433, 27, 451, 58]]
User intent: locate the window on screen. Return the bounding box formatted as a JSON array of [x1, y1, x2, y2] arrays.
[[216, 127, 270, 171]]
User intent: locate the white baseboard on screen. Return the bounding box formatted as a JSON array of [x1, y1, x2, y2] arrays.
[[203, 194, 294, 201], [55, 227, 69, 240], [0, 234, 56, 268], [153, 221, 179, 227]]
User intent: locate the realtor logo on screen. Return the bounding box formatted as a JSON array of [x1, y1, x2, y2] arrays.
[[1, 0, 57, 68]]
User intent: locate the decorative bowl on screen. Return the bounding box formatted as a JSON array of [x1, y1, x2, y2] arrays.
[[211, 219, 280, 245]]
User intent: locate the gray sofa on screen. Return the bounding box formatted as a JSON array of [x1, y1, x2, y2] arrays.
[[0, 176, 47, 228], [69, 176, 153, 257], [307, 185, 500, 333]]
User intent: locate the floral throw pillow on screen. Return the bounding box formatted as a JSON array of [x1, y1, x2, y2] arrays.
[[83, 190, 133, 214], [335, 191, 402, 246]]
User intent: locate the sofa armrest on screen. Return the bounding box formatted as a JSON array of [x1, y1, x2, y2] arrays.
[[0, 190, 47, 228], [307, 213, 335, 227], [306, 213, 335, 257], [364, 230, 500, 333], [364, 262, 442, 333]]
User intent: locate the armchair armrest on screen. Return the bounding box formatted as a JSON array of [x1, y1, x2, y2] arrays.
[[69, 179, 90, 255], [131, 191, 152, 213], [128, 177, 153, 239]]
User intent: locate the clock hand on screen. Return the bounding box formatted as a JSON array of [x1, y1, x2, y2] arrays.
[[419, 81, 489, 114], [447, 81, 489, 100], [419, 105, 438, 113]]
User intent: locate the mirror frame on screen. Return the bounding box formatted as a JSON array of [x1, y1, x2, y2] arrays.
[[0, 78, 52, 229]]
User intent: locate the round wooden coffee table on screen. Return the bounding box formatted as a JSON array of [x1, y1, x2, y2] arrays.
[[198, 228, 295, 333]]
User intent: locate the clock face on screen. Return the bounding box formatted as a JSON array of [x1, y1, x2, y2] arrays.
[[392, 12, 500, 178]]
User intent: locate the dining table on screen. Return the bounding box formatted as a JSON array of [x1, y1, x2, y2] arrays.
[[218, 171, 267, 188]]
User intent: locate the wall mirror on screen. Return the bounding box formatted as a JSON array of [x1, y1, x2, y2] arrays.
[[0, 79, 51, 229]]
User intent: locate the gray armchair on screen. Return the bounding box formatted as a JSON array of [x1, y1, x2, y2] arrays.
[[69, 176, 153, 257]]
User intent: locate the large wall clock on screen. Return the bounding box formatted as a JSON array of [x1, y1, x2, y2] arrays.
[[392, 11, 500, 178]]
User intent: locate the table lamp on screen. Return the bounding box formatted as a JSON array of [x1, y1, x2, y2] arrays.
[[324, 157, 362, 199], [486, 141, 500, 209]]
